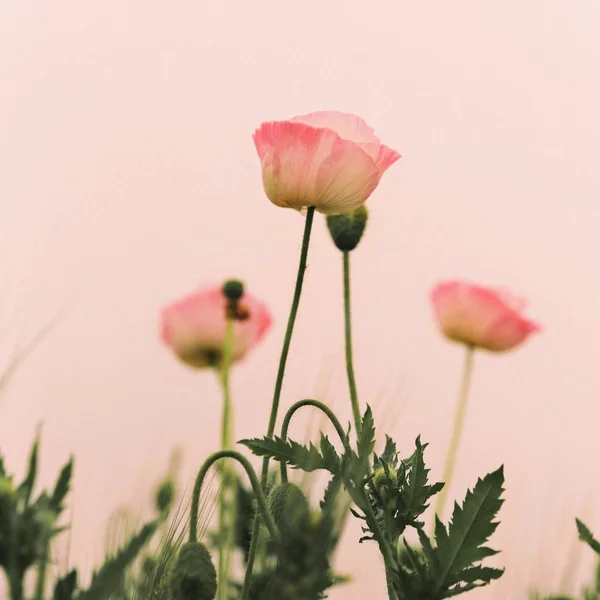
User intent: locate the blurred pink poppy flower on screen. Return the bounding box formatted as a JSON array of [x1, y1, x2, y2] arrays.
[[161, 287, 271, 368], [431, 280, 540, 352], [253, 111, 400, 215]]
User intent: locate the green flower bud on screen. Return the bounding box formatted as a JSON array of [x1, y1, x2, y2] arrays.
[[222, 279, 244, 301], [326, 205, 368, 252], [169, 542, 217, 600], [372, 466, 397, 495], [155, 478, 175, 514], [267, 483, 310, 532]]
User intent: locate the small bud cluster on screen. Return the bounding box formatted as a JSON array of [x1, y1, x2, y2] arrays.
[[222, 279, 251, 321]]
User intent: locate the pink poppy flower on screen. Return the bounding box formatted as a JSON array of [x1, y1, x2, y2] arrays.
[[161, 287, 272, 368], [431, 280, 540, 352], [253, 111, 400, 215]]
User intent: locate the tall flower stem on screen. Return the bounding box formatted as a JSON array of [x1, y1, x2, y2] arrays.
[[344, 484, 398, 600], [241, 206, 316, 600], [217, 318, 234, 600], [33, 538, 50, 600], [343, 251, 362, 438], [434, 344, 476, 521]]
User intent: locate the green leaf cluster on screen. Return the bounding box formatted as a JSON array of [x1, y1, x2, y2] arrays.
[[242, 406, 506, 600]]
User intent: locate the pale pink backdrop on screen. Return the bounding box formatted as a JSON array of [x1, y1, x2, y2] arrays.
[[1, 0, 600, 597]]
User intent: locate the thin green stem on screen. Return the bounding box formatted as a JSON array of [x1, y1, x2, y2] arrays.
[[385, 567, 398, 600], [217, 318, 234, 600], [241, 206, 315, 600], [346, 484, 398, 600], [189, 450, 279, 544], [434, 344, 476, 521], [9, 577, 23, 600], [8, 509, 22, 600], [343, 251, 362, 437], [279, 398, 350, 482], [34, 546, 49, 600]]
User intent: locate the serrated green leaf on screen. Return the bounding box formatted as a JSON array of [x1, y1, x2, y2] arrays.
[[443, 581, 494, 597], [447, 565, 504, 586], [320, 434, 341, 472], [577, 519, 600, 555], [78, 518, 160, 600], [240, 436, 335, 473], [50, 457, 73, 512], [320, 474, 342, 514], [418, 528, 438, 568], [53, 569, 78, 600], [403, 437, 440, 518], [18, 434, 39, 506], [432, 466, 505, 595], [381, 435, 398, 468], [357, 405, 375, 460], [403, 538, 428, 581]]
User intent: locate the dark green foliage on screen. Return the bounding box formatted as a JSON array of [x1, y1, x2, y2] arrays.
[[240, 434, 341, 474], [0, 435, 75, 600], [242, 406, 506, 600], [169, 542, 217, 600], [261, 497, 336, 600], [0, 434, 173, 600], [128, 488, 197, 600], [357, 405, 376, 460], [53, 570, 78, 600], [50, 458, 74, 513], [577, 519, 600, 556], [402, 467, 505, 599], [17, 434, 39, 507], [267, 483, 310, 533], [234, 476, 256, 562], [78, 518, 162, 600], [365, 436, 444, 542]]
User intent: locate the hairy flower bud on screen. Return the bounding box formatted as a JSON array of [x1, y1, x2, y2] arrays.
[[371, 466, 397, 495], [169, 542, 217, 600], [326, 205, 368, 252], [267, 483, 311, 533]]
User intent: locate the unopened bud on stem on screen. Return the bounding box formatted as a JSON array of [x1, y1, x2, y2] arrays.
[[326, 205, 368, 252]]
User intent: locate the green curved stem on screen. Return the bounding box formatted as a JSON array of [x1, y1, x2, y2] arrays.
[[434, 344, 476, 521], [217, 318, 234, 600], [343, 251, 362, 438], [280, 398, 349, 483], [189, 450, 279, 544], [241, 206, 315, 600]]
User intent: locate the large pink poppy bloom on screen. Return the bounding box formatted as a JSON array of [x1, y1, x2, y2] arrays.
[[253, 111, 400, 215]]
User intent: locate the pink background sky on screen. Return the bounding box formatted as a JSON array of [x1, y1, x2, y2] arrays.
[[1, 0, 600, 597]]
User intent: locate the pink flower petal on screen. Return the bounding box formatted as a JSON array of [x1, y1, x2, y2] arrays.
[[254, 120, 379, 214], [291, 111, 381, 145], [161, 286, 272, 369], [254, 111, 399, 213], [431, 280, 540, 353]]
